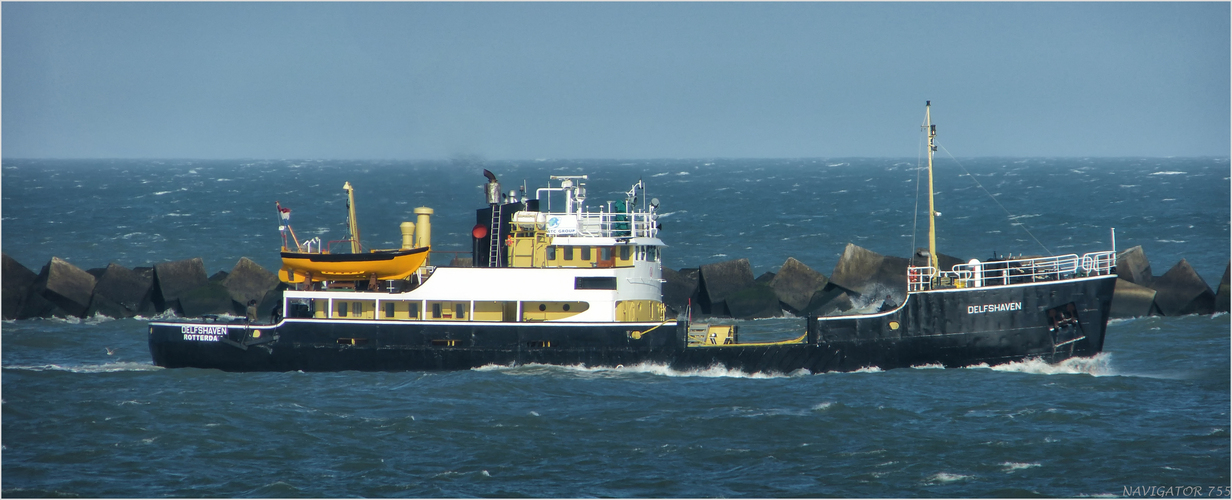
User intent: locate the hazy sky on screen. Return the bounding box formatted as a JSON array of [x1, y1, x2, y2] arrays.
[[3, 2, 1228, 160]]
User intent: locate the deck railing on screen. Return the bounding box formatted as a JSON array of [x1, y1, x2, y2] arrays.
[[541, 211, 659, 239], [908, 251, 1117, 292]]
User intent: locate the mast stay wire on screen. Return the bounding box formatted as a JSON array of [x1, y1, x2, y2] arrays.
[[911, 125, 925, 265], [935, 144, 1055, 257]]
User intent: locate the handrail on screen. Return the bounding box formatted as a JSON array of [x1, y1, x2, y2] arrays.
[[539, 210, 659, 239], [908, 251, 1117, 292]]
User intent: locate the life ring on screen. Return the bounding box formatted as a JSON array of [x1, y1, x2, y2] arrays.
[[505, 234, 514, 247]]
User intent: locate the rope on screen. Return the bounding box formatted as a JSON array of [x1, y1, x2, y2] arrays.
[[630, 318, 674, 339], [936, 144, 1054, 256]]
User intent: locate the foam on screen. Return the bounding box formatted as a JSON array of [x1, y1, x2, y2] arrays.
[[926, 472, 973, 484], [473, 361, 810, 379], [3, 361, 163, 373], [965, 352, 1114, 376], [1001, 462, 1042, 472]]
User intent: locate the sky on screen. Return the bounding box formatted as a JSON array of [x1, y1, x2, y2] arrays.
[[2, 2, 1228, 160]]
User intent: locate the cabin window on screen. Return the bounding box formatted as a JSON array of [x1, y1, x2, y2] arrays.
[[600, 247, 613, 261], [409, 303, 419, 319], [546, 246, 557, 260], [539, 303, 547, 312], [338, 301, 349, 317], [352, 302, 362, 317], [575, 277, 618, 290], [620, 246, 630, 260], [581, 247, 592, 260], [563, 247, 573, 261], [455, 303, 466, 319], [385, 302, 395, 318], [432, 303, 442, 319]]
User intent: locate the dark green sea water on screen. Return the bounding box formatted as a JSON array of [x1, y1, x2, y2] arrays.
[[3, 157, 1229, 497]]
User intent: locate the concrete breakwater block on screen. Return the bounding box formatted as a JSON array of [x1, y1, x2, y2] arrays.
[[1110, 278, 1159, 319], [768, 257, 829, 314], [2, 253, 40, 320], [830, 243, 910, 306], [698, 259, 755, 316], [88, 263, 155, 318], [1152, 259, 1215, 316], [1215, 262, 1230, 314], [32, 257, 97, 318], [153, 258, 208, 314], [179, 282, 235, 318], [909, 248, 965, 273], [806, 285, 855, 316], [662, 267, 699, 316], [1117, 246, 1154, 287], [220, 257, 280, 309], [726, 283, 782, 319]]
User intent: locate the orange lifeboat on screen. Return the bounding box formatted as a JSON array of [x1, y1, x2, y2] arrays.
[[276, 182, 432, 283]]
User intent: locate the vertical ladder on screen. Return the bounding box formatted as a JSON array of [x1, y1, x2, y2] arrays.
[[488, 203, 502, 267]]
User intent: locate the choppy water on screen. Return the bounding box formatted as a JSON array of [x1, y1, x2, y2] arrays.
[[3, 157, 1229, 497]]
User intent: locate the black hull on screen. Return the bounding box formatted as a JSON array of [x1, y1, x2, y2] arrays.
[[149, 275, 1116, 373]]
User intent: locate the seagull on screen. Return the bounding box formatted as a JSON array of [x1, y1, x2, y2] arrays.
[[105, 347, 116, 355]]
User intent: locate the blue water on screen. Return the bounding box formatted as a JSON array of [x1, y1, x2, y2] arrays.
[[3, 157, 1229, 497]]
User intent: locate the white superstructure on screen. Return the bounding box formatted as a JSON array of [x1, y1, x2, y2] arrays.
[[279, 174, 670, 325]]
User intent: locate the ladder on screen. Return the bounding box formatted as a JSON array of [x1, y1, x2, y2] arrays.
[[488, 203, 502, 267]]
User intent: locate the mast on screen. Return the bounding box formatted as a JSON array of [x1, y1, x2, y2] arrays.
[[343, 181, 361, 254], [925, 101, 939, 270]]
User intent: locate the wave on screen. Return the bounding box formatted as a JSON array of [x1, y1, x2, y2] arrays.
[[925, 472, 973, 484], [472, 361, 811, 379], [965, 352, 1113, 376], [1001, 462, 1042, 472], [3, 361, 162, 373], [1149, 171, 1187, 175]]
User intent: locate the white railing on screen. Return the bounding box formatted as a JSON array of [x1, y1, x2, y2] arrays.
[[908, 251, 1117, 292], [541, 211, 659, 239]]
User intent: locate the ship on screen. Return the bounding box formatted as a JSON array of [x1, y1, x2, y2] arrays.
[[148, 103, 1118, 373]]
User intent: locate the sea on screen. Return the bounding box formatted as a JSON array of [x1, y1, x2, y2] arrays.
[[2, 157, 1229, 497]]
